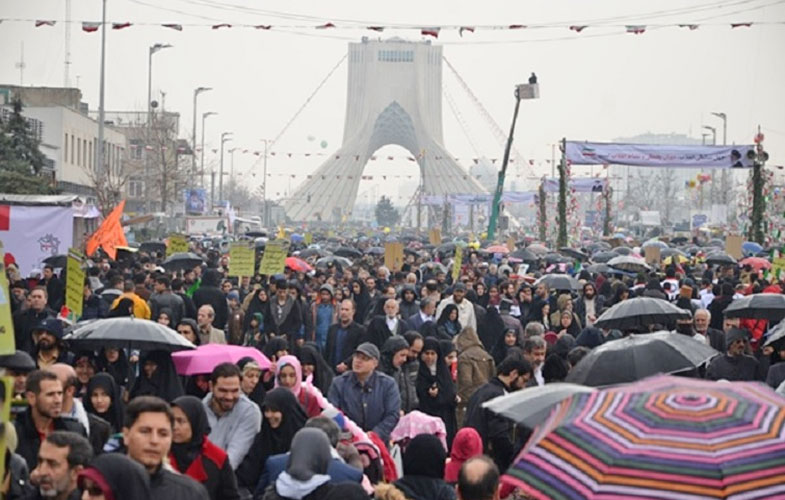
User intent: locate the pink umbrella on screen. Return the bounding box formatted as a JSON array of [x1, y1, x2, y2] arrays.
[[285, 256, 313, 273], [390, 410, 448, 451], [484, 245, 510, 254], [740, 256, 772, 271], [171, 343, 271, 375]]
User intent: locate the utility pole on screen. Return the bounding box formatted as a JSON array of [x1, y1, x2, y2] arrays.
[[96, 0, 106, 181], [487, 76, 539, 241], [557, 138, 568, 247]]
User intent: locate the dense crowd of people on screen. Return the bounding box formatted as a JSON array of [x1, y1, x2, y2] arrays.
[[2, 235, 784, 500]]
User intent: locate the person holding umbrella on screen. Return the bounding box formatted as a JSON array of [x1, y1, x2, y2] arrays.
[[706, 328, 764, 381]]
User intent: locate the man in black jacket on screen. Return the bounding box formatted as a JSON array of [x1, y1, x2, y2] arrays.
[[28, 431, 92, 500], [42, 265, 65, 312], [15, 371, 87, 470], [325, 299, 365, 374], [694, 309, 726, 352], [13, 286, 55, 355], [264, 279, 303, 339], [123, 396, 209, 500], [193, 269, 228, 329], [706, 328, 763, 381], [463, 356, 531, 472], [364, 299, 409, 350]]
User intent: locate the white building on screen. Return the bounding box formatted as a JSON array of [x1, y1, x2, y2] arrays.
[[19, 106, 127, 201]]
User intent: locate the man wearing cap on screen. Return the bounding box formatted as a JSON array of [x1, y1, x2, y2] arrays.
[[435, 282, 477, 332], [327, 342, 401, 442], [13, 286, 55, 355], [706, 328, 763, 381], [32, 319, 72, 370]]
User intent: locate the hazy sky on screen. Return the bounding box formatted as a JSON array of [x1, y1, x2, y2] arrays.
[[1, 0, 784, 206]]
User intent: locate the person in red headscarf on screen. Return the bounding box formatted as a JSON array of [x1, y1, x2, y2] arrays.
[[444, 427, 483, 485]]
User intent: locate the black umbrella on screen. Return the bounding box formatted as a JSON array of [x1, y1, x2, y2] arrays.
[[65, 317, 196, 352], [613, 247, 633, 256], [161, 252, 204, 272], [565, 331, 719, 387], [591, 250, 618, 263], [315, 255, 353, 269], [764, 321, 785, 348], [586, 263, 613, 274], [139, 241, 167, 255], [365, 246, 385, 255], [594, 297, 691, 330], [705, 252, 737, 266], [544, 253, 571, 265], [661, 248, 687, 259], [535, 274, 580, 292], [722, 294, 785, 321], [706, 238, 725, 248], [608, 255, 651, 273], [670, 236, 689, 245], [43, 255, 67, 268], [510, 248, 539, 263], [334, 246, 362, 259], [559, 248, 590, 261], [297, 247, 330, 259], [0, 350, 37, 372], [483, 383, 596, 428]]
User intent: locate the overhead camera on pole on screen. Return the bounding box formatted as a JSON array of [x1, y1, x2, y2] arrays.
[[487, 74, 540, 240]]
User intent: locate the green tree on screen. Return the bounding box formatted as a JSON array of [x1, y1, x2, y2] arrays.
[[375, 195, 400, 227], [0, 97, 55, 194]]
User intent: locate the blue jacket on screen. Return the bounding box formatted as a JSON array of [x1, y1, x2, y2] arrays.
[[327, 370, 400, 442], [254, 453, 363, 497]]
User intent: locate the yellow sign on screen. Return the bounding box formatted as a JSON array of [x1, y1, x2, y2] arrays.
[[277, 226, 286, 239], [452, 245, 464, 281], [167, 234, 188, 256], [429, 228, 442, 245], [304, 232, 313, 246], [65, 248, 85, 321], [725, 235, 743, 260], [506, 237, 516, 252], [259, 240, 290, 276], [0, 242, 15, 355], [644, 246, 661, 265], [229, 242, 255, 277], [384, 242, 405, 271]]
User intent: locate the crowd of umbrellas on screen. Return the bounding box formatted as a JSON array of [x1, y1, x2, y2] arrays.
[[46, 230, 785, 499]]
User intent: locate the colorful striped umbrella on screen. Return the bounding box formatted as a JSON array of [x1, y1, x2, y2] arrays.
[[504, 375, 785, 499]]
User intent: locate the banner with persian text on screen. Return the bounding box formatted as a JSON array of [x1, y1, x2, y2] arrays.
[[565, 141, 756, 168]]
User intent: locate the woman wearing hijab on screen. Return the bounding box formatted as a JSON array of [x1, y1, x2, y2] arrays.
[[443, 427, 483, 485], [350, 279, 371, 323], [157, 307, 176, 329], [237, 388, 308, 491], [416, 338, 458, 447], [436, 305, 461, 339], [177, 319, 201, 346], [77, 453, 151, 500], [380, 336, 418, 413], [238, 357, 266, 410], [83, 373, 125, 433], [297, 344, 333, 395], [170, 395, 241, 500], [108, 297, 135, 317], [393, 434, 455, 500], [261, 428, 335, 500], [556, 310, 581, 337], [129, 350, 184, 402], [491, 328, 521, 365], [72, 351, 98, 398], [275, 355, 325, 418], [261, 338, 289, 389], [96, 347, 131, 390]]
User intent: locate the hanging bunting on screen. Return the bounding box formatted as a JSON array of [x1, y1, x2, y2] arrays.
[[421, 27, 440, 38], [679, 24, 699, 30], [569, 25, 587, 32], [508, 24, 526, 30], [317, 22, 336, 29], [212, 23, 231, 29], [731, 22, 753, 28], [626, 25, 646, 34], [82, 22, 101, 32], [459, 26, 475, 36], [35, 20, 56, 27], [112, 22, 132, 30], [255, 25, 272, 30], [162, 23, 183, 31], [367, 26, 385, 32]]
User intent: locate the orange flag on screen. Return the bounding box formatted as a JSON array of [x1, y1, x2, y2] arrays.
[[86, 200, 127, 260]]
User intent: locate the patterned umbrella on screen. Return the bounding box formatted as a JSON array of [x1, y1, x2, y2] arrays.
[[504, 375, 785, 499]]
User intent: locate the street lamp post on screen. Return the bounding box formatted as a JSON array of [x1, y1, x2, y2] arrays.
[[218, 132, 233, 207], [487, 75, 540, 241], [192, 87, 212, 188], [702, 125, 716, 145], [200, 112, 217, 189], [711, 112, 729, 206], [260, 138, 271, 228], [146, 42, 171, 213], [703, 125, 717, 207]]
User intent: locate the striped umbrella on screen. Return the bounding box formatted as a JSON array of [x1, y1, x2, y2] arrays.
[[504, 375, 785, 499]]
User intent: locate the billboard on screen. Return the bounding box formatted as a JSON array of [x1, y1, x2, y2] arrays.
[[184, 189, 207, 215]]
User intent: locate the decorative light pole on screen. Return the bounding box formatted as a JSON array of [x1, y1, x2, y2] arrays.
[[749, 128, 769, 244]]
